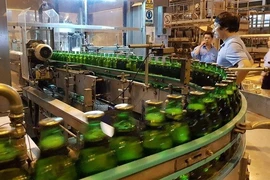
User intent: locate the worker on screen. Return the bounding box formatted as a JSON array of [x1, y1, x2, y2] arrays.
[[213, 11, 253, 85], [260, 37, 270, 96], [191, 31, 218, 63]]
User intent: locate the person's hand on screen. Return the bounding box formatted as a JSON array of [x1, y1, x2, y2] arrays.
[[260, 75, 264, 83], [200, 41, 206, 46]]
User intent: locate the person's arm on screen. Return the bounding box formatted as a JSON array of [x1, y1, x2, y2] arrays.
[[191, 41, 205, 59], [236, 59, 252, 85], [225, 42, 253, 85]]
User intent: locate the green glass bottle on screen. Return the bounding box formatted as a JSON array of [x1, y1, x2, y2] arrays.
[[171, 59, 181, 79], [191, 60, 199, 84], [165, 94, 190, 145], [145, 100, 165, 127], [199, 62, 207, 86], [142, 100, 173, 155], [156, 57, 164, 76], [210, 63, 221, 83], [226, 76, 241, 112], [0, 127, 29, 180], [142, 128, 173, 155], [185, 91, 212, 139], [126, 56, 132, 71], [165, 94, 183, 121], [190, 162, 213, 179], [163, 57, 172, 77], [205, 62, 218, 86], [77, 111, 117, 177], [221, 80, 238, 116], [112, 54, 117, 69], [34, 117, 77, 180], [149, 57, 156, 74], [110, 104, 143, 164], [136, 56, 145, 71], [214, 83, 234, 124], [130, 55, 137, 72], [211, 63, 223, 82], [178, 174, 189, 180], [202, 86, 222, 130]]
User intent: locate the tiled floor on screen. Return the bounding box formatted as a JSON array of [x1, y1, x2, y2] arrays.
[[244, 111, 270, 180], [224, 111, 270, 180]]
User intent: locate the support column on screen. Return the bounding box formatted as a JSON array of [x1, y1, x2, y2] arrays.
[[0, 0, 11, 85]]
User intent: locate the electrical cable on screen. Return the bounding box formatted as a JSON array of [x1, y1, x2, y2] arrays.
[[110, 52, 152, 103]]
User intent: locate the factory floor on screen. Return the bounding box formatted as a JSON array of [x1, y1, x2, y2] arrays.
[[224, 111, 270, 180]]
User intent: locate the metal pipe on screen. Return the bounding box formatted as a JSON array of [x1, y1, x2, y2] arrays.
[[0, 83, 24, 117], [128, 44, 163, 48], [59, 124, 77, 138], [144, 48, 150, 86], [0, 83, 27, 163]]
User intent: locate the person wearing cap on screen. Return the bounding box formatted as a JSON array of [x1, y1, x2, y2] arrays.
[[212, 12, 253, 85], [191, 31, 218, 63]]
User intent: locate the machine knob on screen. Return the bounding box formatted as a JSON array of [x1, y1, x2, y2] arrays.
[[34, 44, 53, 61]]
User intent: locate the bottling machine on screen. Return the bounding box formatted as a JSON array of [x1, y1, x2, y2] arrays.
[[3, 1, 270, 179]]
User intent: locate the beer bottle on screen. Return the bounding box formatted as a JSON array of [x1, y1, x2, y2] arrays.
[[185, 91, 212, 139], [142, 100, 173, 155], [221, 80, 238, 116], [156, 57, 164, 76], [77, 111, 117, 177], [178, 173, 189, 180], [165, 94, 190, 145], [145, 100, 165, 127], [202, 86, 222, 130], [191, 60, 200, 84], [110, 104, 144, 164], [226, 76, 241, 112], [149, 57, 156, 74], [214, 83, 234, 124], [163, 57, 172, 77], [34, 117, 77, 180], [0, 127, 29, 179]]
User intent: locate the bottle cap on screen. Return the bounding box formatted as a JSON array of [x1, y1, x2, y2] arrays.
[[114, 103, 134, 111], [84, 110, 105, 120], [215, 83, 228, 87], [39, 117, 63, 127], [202, 86, 215, 91], [167, 94, 182, 100], [189, 91, 205, 96], [0, 127, 12, 138], [221, 80, 233, 84], [145, 100, 163, 106], [227, 76, 237, 80]]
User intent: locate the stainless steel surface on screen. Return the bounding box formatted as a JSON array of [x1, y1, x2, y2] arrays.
[[0, 0, 11, 84], [23, 86, 88, 132], [55, 68, 98, 96]]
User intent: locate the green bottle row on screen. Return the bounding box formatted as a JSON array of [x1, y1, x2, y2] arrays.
[[0, 78, 241, 179], [51, 51, 228, 83]]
